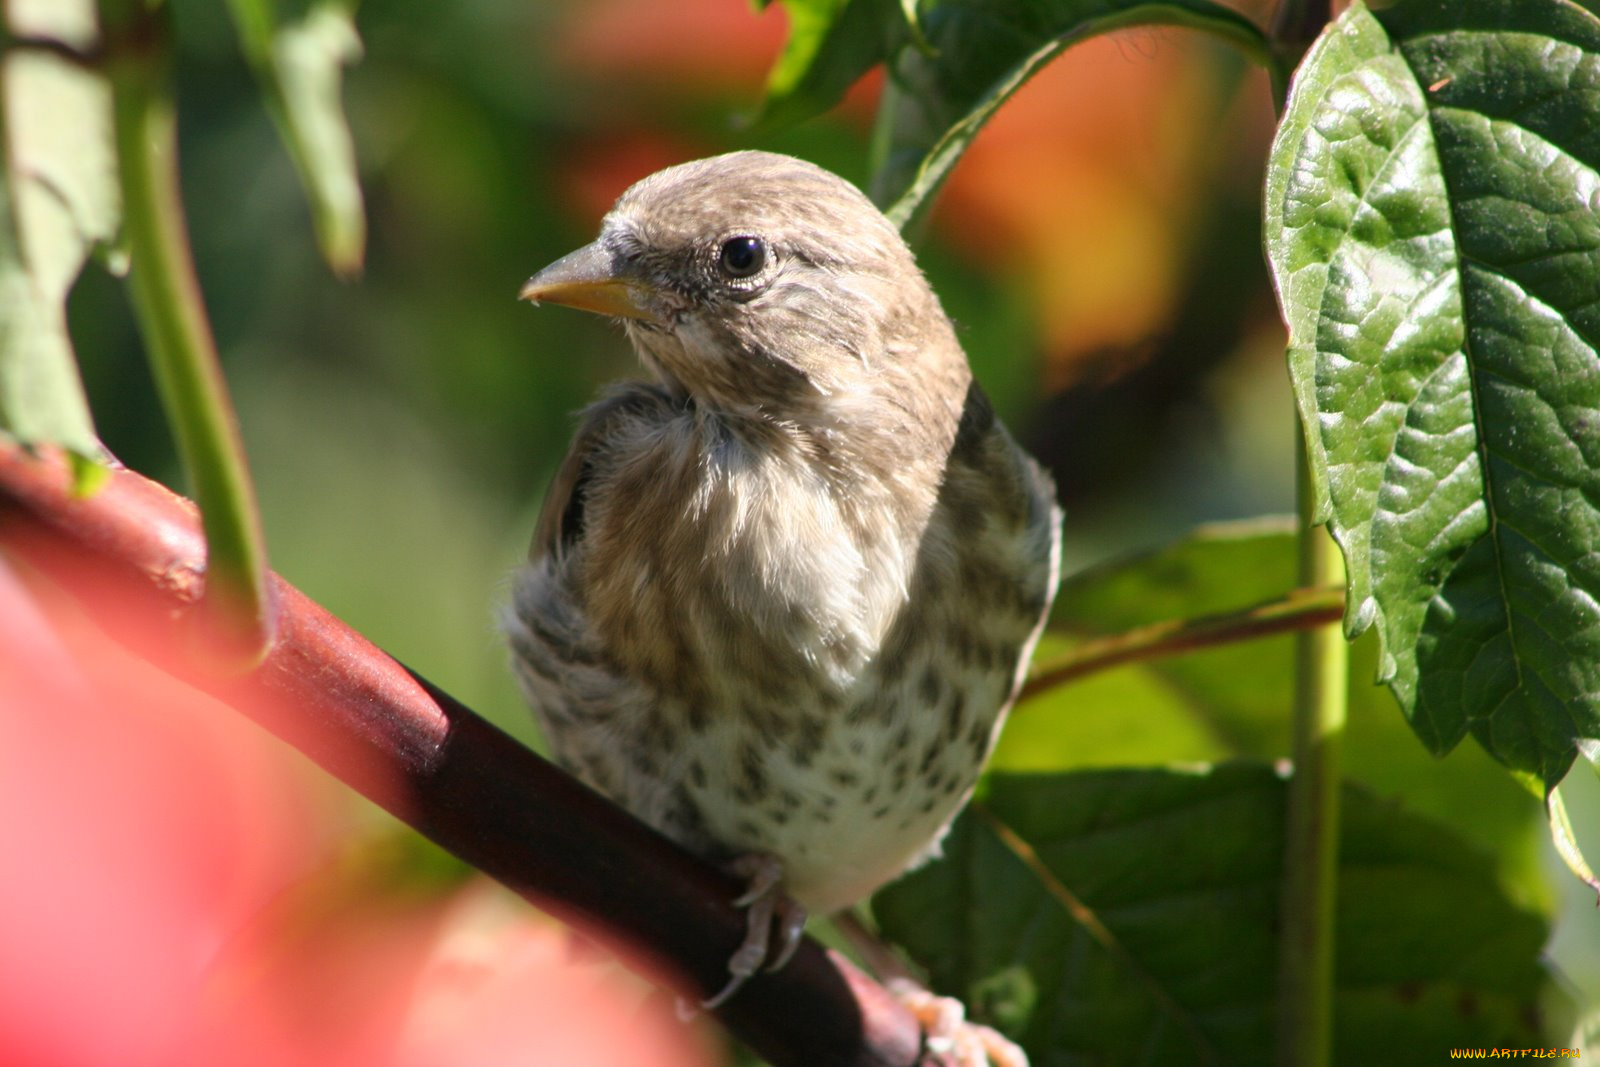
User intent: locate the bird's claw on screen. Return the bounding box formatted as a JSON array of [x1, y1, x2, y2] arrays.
[[766, 898, 807, 972], [700, 853, 808, 1009], [889, 978, 1028, 1067], [728, 851, 783, 907]]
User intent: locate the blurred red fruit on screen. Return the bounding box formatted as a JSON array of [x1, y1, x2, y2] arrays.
[[0, 558, 717, 1067]]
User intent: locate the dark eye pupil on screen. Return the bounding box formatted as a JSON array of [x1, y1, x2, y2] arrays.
[[719, 236, 765, 279]]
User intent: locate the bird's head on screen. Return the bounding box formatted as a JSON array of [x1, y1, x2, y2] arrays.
[[521, 151, 960, 421]]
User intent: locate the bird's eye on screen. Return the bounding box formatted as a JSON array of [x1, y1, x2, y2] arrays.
[[717, 236, 766, 280]]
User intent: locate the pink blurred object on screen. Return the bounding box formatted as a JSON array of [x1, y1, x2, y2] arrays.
[[0, 561, 715, 1067]]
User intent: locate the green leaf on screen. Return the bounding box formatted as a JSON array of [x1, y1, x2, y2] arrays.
[[872, 0, 1272, 228], [754, 0, 908, 132], [0, 0, 116, 467], [1007, 521, 1541, 885], [874, 764, 1551, 1064], [1045, 519, 1312, 759], [225, 0, 365, 277], [1549, 781, 1600, 897], [1263, 0, 1600, 789], [756, 1, 1271, 224]]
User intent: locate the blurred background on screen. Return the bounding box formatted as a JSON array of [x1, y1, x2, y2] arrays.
[[41, 0, 1598, 1059]]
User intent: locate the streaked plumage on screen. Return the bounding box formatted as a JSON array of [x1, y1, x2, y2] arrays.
[[505, 149, 1060, 959]]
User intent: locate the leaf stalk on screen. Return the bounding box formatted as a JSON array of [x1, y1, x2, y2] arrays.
[[101, 0, 275, 666], [1274, 431, 1347, 1067], [1021, 584, 1344, 703]]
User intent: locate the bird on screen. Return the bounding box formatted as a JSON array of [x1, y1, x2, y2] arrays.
[[504, 150, 1061, 1057]]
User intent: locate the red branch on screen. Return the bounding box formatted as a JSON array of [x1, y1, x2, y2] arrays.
[[0, 443, 926, 1067]]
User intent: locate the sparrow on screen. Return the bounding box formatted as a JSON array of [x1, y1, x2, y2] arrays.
[[504, 150, 1061, 1039]]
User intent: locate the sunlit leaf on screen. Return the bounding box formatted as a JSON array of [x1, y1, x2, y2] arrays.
[[754, 0, 904, 131], [1549, 782, 1600, 897], [874, 1, 1271, 228], [226, 0, 366, 277], [875, 764, 1550, 1064], [1009, 520, 1541, 883], [0, 0, 116, 471], [757, 1, 1272, 226], [1263, 0, 1600, 789]]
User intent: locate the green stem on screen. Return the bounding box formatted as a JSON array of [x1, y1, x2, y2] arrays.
[[1269, 2, 1341, 1058], [1274, 430, 1347, 1067], [1019, 584, 1344, 704], [103, 0, 275, 666]]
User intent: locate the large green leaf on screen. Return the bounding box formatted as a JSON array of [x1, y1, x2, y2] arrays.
[[0, 0, 115, 467], [756, 0, 1271, 226], [225, 0, 366, 277], [755, 0, 908, 133], [1008, 521, 1541, 884], [871, 0, 1271, 228], [1263, 0, 1600, 788], [874, 764, 1550, 1064]]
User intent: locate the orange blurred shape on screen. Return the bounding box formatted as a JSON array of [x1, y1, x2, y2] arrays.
[[0, 558, 717, 1067], [193, 873, 719, 1067], [552, 0, 883, 118], [559, 132, 706, 228], [555, 0, 790, 92], [392, 884, 717, 1067], [547, 0, 883, 231], [934, 29, 1233, 386]]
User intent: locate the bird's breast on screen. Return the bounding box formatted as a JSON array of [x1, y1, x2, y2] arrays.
[[582, 419, 927, 705]]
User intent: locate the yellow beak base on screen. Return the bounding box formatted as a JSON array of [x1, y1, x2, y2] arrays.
[[519, 242, 656, 322]]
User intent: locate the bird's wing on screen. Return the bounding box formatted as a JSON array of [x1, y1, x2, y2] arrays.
[[531, 383, 678, 563]]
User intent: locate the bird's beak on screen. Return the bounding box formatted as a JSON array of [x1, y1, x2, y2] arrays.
[[519, 242, 657, 322]]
